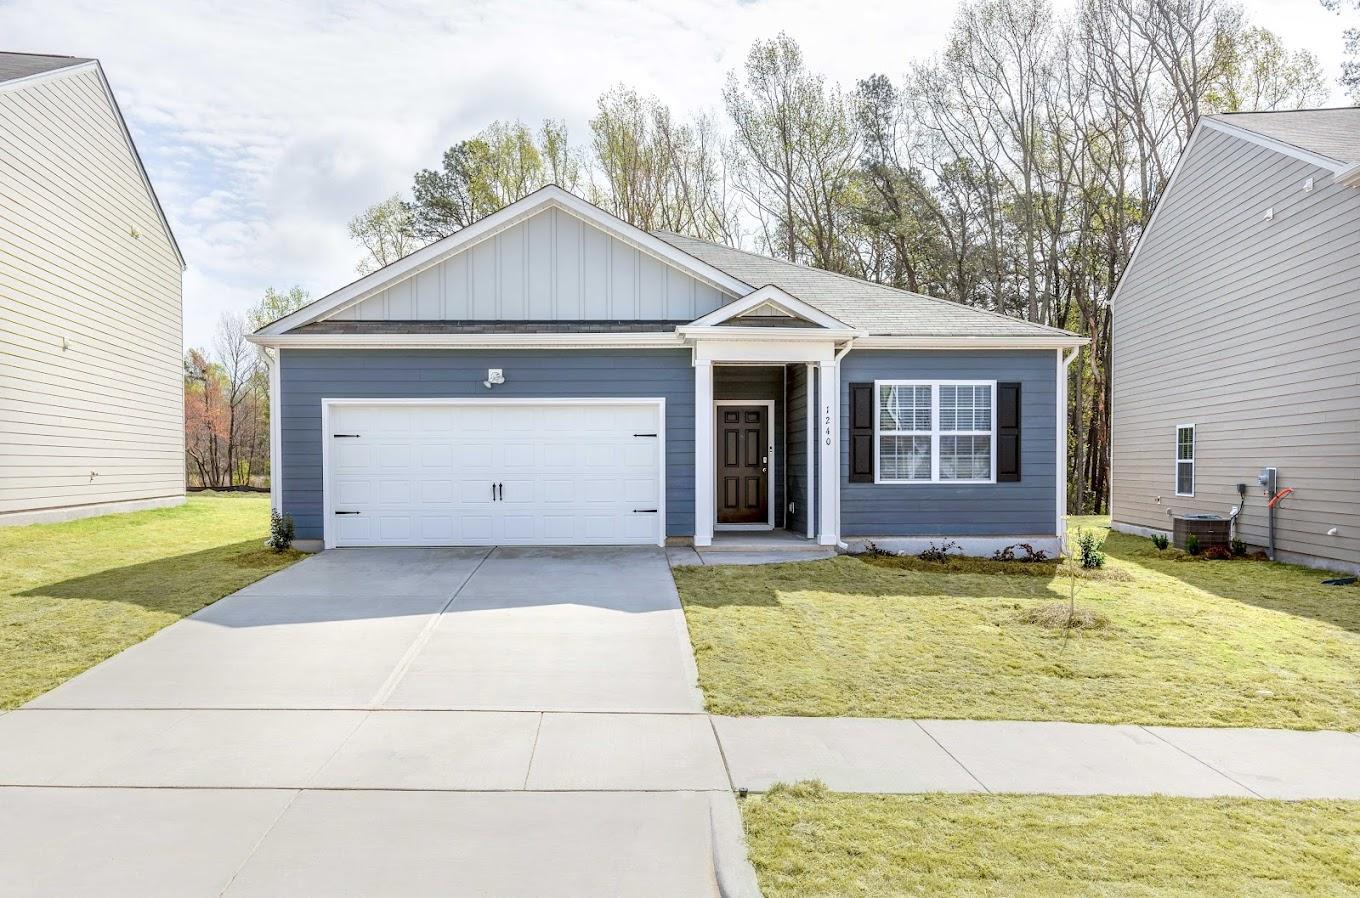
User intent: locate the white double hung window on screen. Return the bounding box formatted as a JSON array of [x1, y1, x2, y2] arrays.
[[1175, 424, 1195, 496], [875, 381, 996, 484]]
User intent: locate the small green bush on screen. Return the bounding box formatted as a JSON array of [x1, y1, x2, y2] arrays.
[[1076, 529, 1105, 569], [1151, 533, 1169, 551], [1230, 538, 1247, 557], [1185, 533, 1201, 556], [267, 510, 295, 553]]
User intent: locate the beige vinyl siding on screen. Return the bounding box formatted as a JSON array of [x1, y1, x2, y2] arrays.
[[0, 65, 184, 516], [1111, 125, 1360, 569], [332, 206, 733, 322]]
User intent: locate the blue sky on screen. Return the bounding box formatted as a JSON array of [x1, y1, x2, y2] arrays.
[[2, 0, 1351, 348]]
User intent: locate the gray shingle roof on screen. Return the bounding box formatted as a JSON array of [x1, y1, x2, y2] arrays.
[[0, 52, 92, 84], [1212, 107, 1360, 165], [654, 231, 1075, 338]]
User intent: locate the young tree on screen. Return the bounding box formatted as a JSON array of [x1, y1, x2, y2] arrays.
[[348, 194, 420, 274], [247, 286, 310, 332], [1320, 0, 1360, 101], [1210, 26, 1329, 110], [588, 86, 739, 240], [724, 33, 860, 270], [408, 120, 574, 240]]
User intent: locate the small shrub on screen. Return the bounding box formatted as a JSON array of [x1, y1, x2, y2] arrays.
[[1202, 544, 1233, 560], [1230, 538, 1247, 557], [918, 539, 960, 563], [1185, 533, 1201, 556], [992, 543, 1050, 563], [1075, 529, 1106, 569], [267, 510, 295, 553], [1151, 533, 1169, 551], [862, 540, 894, 558]]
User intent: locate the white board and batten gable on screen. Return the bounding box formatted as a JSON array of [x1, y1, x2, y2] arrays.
[[262, 186, 754, 334], [334, 205, 733, 321]]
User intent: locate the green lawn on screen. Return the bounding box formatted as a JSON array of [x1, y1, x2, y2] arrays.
[[0, 493, 301, 709], [675, 517, 1360, 729], [742, 783, 1360, 898]]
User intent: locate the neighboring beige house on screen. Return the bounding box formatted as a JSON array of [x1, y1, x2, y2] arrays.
[[1, 52, 186, 525], [1111, 107, 1360, 573]]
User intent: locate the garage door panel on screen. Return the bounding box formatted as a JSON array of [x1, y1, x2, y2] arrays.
[[456, 443, 495, 469], [327, 402, 661, 547], [421, 481, 455, 504], [459, 514, 495, 542]]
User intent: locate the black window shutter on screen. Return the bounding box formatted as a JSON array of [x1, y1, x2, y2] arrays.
[[849, 383, 875, 483], [997, 382, 1021, 482]]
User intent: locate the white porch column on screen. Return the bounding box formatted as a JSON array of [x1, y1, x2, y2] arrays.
[[267, 347, 282, 514], [805, 363, 816, 540], [817, 359, 839, 546], [694, 359, 715, 547]]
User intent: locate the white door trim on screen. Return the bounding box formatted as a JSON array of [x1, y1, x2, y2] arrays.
[[712, 399, 776, 530], [320, 397, 667, 549]]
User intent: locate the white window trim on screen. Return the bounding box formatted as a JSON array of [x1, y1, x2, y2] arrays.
[[873, 380, 997, 485], [1175, 423, 1196, 498]]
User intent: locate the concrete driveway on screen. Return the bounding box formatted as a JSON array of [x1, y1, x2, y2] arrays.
[[0, 547, 756, 897]]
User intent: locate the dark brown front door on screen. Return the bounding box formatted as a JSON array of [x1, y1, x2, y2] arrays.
[[716, 405, 769, 524]]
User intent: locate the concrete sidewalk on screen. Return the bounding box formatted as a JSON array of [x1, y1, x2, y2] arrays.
[[713, 716, 1360, 800]]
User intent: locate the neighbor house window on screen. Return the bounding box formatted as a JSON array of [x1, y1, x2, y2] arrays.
[[1176, 424, 1195, 496], [876, 381, 995, 483]]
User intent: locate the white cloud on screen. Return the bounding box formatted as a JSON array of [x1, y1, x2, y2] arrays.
[[0, 0, 1347, 347]]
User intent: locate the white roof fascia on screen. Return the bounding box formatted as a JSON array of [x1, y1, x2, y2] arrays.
[[685, 284, 853, 330], [247, 331, 685, 350], [1202, 117, 1346, 174], [854, 335, 1088, 350], [1336, 161, 1360, 188], [257, 186, 754, 336]]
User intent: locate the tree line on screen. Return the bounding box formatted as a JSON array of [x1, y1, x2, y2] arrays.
[[184, 287, 308, 488], [193, 0, 1338, 509]]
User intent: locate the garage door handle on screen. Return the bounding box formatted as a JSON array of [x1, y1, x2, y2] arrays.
[[335, 510, 360, 515], [632, 508, 658, 513], [633, 433, 657, 438], [333, 434, 361, 438]]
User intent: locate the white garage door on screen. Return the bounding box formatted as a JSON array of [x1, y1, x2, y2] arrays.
[[325, 401, 663, 547]]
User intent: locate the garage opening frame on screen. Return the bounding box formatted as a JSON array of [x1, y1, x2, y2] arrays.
[[319, 397, 668, 550]]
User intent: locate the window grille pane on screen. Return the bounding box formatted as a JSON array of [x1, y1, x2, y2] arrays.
[[879, 385, 931, 431], [1177, 461, 1194, 494], [940, 435, 992, 480], [940, 384, 991, 431], [1177, 427, 1194, 460], [879, 435, 931, 480]]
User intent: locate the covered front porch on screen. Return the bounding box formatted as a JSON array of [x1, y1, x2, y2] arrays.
[[682, 286, 858, 548]]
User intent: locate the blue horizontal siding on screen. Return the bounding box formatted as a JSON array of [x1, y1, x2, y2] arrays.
[[279, 349, 696, 540], [839, 350, 1058, 537]]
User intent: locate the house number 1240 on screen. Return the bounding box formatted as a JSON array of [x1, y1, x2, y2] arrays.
[[824, 405, 833, 445]]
